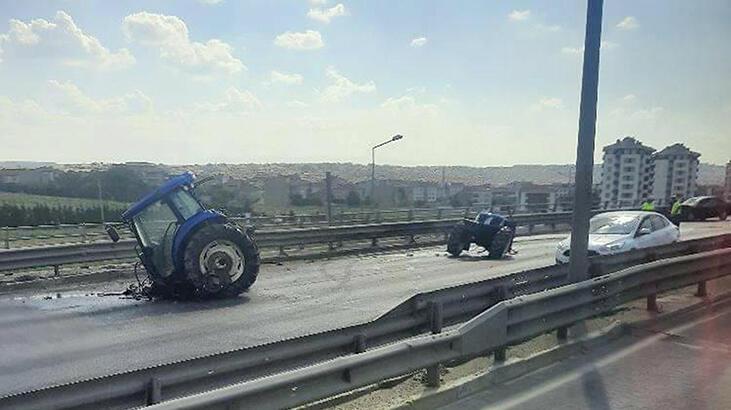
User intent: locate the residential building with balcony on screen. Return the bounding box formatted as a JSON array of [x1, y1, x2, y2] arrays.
[[651, 143, 700, 206], [600, 137, 655, 208]]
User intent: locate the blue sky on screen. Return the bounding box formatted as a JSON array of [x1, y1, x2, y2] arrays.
[[0, 0, 729, 166]]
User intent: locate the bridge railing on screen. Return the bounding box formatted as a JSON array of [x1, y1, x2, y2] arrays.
[[2, 234, 729, 410], [0, 210, 595, 274], [0, 203, 608, 249]]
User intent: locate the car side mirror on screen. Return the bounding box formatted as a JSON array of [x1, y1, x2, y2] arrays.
[[637, 227, 651, 237], [105, 225, 120, 243]]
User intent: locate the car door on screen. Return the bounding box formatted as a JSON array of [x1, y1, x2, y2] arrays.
[[633, 216, 658, 249], [699, 198, 718, 219], [650, 214, 678, 245]]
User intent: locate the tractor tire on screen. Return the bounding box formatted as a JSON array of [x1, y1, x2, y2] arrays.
[[447, 223, 470, 257], [182, 222, 260, 298], [488, 227, 514, 260]]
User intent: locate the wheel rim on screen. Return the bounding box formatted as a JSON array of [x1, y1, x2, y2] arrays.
[[199, 240, 245, 284]]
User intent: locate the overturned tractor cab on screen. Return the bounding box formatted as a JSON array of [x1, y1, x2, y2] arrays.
[[447, 211, 516, 259], [108, 172, 259, 299]]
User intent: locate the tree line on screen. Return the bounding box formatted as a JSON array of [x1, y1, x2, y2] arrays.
[[0, 167, 154, 203], [0, 203, 128, 227]]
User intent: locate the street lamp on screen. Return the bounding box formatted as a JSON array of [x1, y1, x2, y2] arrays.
[[371, 134, 404, 206]]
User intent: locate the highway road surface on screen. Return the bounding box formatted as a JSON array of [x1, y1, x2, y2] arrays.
[[0, 221, 728, 397], [439, 298, 731, 410]]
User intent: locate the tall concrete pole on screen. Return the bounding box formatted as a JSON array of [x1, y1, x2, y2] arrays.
[[569, 0, 604, 283]]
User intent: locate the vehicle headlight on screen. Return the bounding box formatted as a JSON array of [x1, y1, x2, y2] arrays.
[[603, 241, 627, 252]]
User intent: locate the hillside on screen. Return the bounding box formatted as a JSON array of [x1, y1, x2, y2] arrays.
[[181, 162, 726, 186]]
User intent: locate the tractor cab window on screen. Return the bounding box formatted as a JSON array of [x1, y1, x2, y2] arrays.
[[476, 212, 505, 226], [132, 200, 179, 249], [169, 189, 203, 221]]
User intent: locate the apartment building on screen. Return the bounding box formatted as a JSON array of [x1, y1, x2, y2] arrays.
[[600, 137, 655, 208], [651, 144, 700, 206]]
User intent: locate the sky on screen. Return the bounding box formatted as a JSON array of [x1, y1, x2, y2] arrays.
[[0, 0, 729, 166]]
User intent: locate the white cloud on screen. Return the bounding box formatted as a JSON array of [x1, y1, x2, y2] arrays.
[[561, 41, 618, 55], [123, 12, 244, 74], [309, 0, 328, 5], [320, 67, 375, 102], [536, 24, 561, 32], [274, 30, 324, 50], [561, 46, 582, 55], [508, 10, 531, 22], [271, 70, 303, 85], [533, 97, 563, 111], [630, 106, 663, 121], [307, 4, 347, 23], [195, 87, 261, 113], [616, 16, 639, 30], [381, 95, 438, 116], [609, 95, 663, 121], [198, 0, 224, 4], [601, 41, 619, 50], [410, 37, 428, 47], [0, 11, 134, 70], [0, 96, 47, 120], [286, 100, 309, 108], [48, 80, 152, 115]]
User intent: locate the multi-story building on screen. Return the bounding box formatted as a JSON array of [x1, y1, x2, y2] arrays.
[[651, 144, 700, 206], [725, 161, 731, 202], [600, 137, 655, 208]]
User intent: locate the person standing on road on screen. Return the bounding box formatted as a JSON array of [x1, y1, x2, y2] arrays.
[[641, 198, 655, 211], [671, 196, 683, 226]]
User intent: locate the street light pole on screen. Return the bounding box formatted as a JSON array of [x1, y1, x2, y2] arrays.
[[569, 0, 604, 283], [370, 134, 403, 207]]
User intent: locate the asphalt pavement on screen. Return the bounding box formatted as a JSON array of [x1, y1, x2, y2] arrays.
[[0, 221, 728, 397], [438, 298, 731, 410]]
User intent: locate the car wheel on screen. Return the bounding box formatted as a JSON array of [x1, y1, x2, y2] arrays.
[[720, 209, 728, 221]]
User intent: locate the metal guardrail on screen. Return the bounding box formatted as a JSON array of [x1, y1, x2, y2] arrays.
[[0, 208, 474, 249], [0, 211, 584, 273], [148, 247, 731, 410], [0, 204, 600, 249], [3, 234, 728, 410]]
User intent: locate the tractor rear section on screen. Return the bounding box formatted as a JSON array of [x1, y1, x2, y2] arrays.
[[107, 172, 259, 299]]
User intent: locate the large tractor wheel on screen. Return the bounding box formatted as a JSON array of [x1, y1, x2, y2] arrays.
[[447, 223, 470, 257], [182, 222, 260, 298], [487, 227, 514, 260]]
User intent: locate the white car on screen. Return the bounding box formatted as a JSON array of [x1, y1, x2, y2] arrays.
[[555, 211, 679, 264]]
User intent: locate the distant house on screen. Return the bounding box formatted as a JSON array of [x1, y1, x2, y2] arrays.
[[462, 184, 492, 207], [411, 183, 441, 204]]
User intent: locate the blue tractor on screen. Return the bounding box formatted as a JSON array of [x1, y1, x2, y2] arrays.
[[446, 211, 516, 258], [106, 172, 260, 299]]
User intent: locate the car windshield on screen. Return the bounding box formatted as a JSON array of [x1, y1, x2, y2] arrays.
[[589, 214, 641, 235], [682, 197, 704, 206]]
